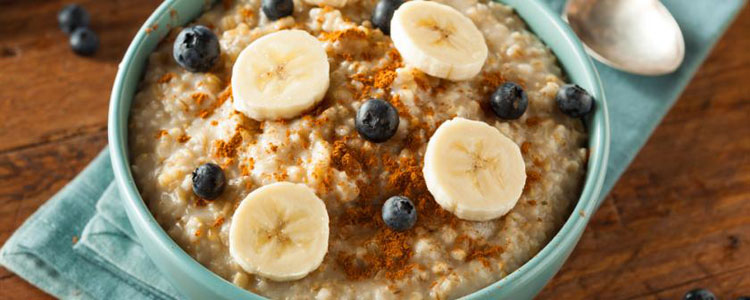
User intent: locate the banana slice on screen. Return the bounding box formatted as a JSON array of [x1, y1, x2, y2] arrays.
[[423, 118, 526, 221], [231, 30, 330, 121], [229, 182, 330, 281], [390, 1, 488, 81]]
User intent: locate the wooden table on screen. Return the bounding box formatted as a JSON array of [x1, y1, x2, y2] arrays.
[[0, 1, 747, 299]]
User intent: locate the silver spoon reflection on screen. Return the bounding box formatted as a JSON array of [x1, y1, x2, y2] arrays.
[[563, 0, 685, 75]]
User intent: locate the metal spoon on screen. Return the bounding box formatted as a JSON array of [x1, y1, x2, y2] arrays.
[[563, 0, 685, 75]]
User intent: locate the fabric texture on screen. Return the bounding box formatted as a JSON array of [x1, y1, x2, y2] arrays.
[[1, 0, 745, 298]]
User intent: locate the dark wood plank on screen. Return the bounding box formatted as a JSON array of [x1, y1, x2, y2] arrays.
[[0, 131, 107, 299], [537, 5, 750, 300], [0, 0, 161, 153], [0, 131, 107, 245], [0, 0, 158, 297], [0, 274, 53, 300]]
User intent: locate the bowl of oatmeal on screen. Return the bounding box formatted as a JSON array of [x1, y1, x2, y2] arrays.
[[108, 0, 609, 298]]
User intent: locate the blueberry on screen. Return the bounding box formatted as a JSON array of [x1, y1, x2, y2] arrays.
[[684, 288, 716, 300], [355, 98, 399, 143], [555, 84, 594, 118], [371, 0, 403, 35], [192, 163, 226, 200], [490, 82, 528, 120], [69, 28, 99, 56], [58, 4, 90, 34], [262, 0, 294, 21], [173, 25, 220, 73], [382, 196, 417, 231]]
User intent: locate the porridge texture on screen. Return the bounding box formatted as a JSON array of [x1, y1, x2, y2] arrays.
[[128, 0, 588, 298]]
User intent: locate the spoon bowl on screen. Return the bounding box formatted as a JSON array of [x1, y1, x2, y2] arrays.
[[564, 0, 685, 75]]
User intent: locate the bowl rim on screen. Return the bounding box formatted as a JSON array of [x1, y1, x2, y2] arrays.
[[108, 0, 610, 298], [470, 0, 609, 297]]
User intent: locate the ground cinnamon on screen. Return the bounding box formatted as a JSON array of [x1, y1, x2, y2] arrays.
[[521, 141, 531, 154], [525, 116, 542, 127], [331, 135, 466, 280], [191, 92, 209, 105], [455, 234, 505, 268], [177, 134, 191, 143], [157, 73, 175, 83], [214, 131, 243, 158], [198, 85, 232, 119], [213, 217, 225, 228], [222, 0, 233, 10], [154, 130, 168, 139], [328, 41, 476, 279], [240, 8, 254, 19], [349, 49, 403, 100], [331, 138, 362, 176], [319, 27, 367, 42], [524, 170, 541, 194]]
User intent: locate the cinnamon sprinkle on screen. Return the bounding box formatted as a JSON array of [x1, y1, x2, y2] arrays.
[[388, 94, 409, 117], [240, 8, 254, 19], [412, 69, 430, 90], [222, 0, 233, 9], [199, 86, 232, 119], [331, 139, 362, 176], [213, 217, 225, 227], [154, 130, 168, 139], [332, 139, 462, 280], [524, 170, 541, 193], [336, 230, 416, 281], [145, 24, 158, 34], [157, 73, 175, 83], [455, 235, 505, 268], [349, 49, 403, 100], [520, 142, 531, 154], [525, 117, 542, 126], [240, 157, 255, 176], [177, 134, 191, 143], [319, 27, 367, 42], [214, 131, 243, 158], [191, 92, 209, 105], [480, 71, 506, 90]]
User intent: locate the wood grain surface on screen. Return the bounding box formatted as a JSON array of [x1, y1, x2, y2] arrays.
[[0, 1, 748, 299]]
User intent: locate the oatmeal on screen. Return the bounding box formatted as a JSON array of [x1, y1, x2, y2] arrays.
[[128, 0, 588, 298]]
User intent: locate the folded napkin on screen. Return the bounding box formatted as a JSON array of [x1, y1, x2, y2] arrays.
[[1, 0, 745, 298], [0, 151, 180, 299]]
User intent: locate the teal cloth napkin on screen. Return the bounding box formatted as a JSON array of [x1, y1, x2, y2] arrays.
[[1, 0, 745, 298]]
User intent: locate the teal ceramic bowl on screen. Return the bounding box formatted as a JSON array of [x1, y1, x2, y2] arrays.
[[108, 0, 610, 298]]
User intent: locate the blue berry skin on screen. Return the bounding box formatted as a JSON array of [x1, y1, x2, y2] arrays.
[[173, 26, 220, 73], [356, 99, 400, 143], [382, 196, 417, 231], [69, 28, 99, 56], [262, 0, 294, 20], [684, 289, 716, 300], [490, 82, 528, 120], [58, 4, 90, 34], [371, 0, 403, 35], [555, 84, 594, 118], [192, 163, 226, 200]]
